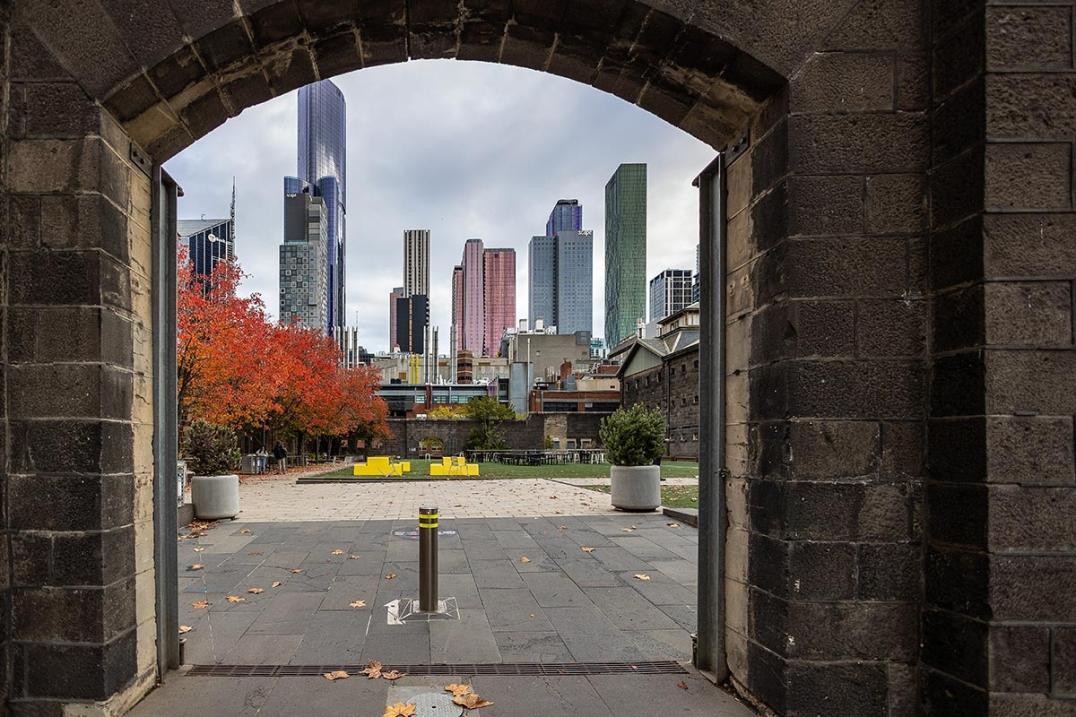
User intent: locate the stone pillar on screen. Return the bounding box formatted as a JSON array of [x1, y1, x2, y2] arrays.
[[723, 3, 929, 714], [924, 3, 1076, 713], [2, 21, 157, 714]]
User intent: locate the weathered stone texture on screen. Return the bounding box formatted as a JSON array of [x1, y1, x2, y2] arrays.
[[926, 2, 1076, 714]]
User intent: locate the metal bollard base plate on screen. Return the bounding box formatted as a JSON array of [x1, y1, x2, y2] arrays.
[[386, 596, 460, 625]]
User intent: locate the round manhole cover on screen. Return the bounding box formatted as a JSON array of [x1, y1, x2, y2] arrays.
[[389, 691, 463, 717]]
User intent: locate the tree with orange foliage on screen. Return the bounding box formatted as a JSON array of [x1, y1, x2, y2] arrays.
[[177, 252, 388, 451]]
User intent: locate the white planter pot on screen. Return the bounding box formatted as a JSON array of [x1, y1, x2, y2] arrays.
[[191, 474, 240, 520], [610, 464, 661, 511]]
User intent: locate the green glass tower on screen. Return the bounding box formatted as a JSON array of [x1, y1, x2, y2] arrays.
[[604, 163, 647, 347]]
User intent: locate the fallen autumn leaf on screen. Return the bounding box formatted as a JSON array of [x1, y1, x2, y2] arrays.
[[453, 693, 493, 709], [361, 660, 382, 679], [272, 581, 283, 588], [381, 670, 406, 681], [225, 595, 245, 603], [382, 703, 416, 717], [331, 549, 345, 555], [519, 556, 531, 564], [191, 600, 209, 609], [444, 683, 472, 697], [178, 625, 192, 634], [322, 670, 349, 681], [349, 600, 367, 609], [384, 572, 397, 580], [188, 564, 205, 571], [580, 546, 595, 553], [289, 568, 304, 574], [247, 587, 264, 594], [633, 574, 652, 582]]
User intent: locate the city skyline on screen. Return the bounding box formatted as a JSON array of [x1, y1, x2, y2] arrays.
[[166, 61, 711, 352]]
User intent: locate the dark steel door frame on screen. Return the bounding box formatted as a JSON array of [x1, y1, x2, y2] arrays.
[[151, 166, 180, 675], [694, 153, 728, 683]]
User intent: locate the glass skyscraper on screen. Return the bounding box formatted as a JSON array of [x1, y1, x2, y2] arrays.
[[545, 199, 582, 237], [179, 181, 236, 280], [555, 230, 593, 335], [604, 163, 647, 347], [286, 80, 346, 334]]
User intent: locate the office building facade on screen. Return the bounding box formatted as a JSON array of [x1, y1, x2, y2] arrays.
[[451, 265, 465, 352], [403, 229, 430, 298], [461, 239, 485, 354], [650, 268, 694, 322], [482, 247, 516, 357], [604, 163, 647, 347], [388, 286, 404, 350], [279, 192, 329, 330], [395, 295, 429, 354], [288, 79, 347, 333], [555, 230, 593, 335], [528, 235, 556, 329], [179, 181, 236, 279]]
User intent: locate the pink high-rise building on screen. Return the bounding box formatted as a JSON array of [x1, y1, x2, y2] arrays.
[[482, 248, 516, 357], [451, 265, 465, 352], [461, 239, 485, 354]]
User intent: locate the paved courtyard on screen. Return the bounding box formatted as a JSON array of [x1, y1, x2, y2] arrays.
[[129, 504, 754, 716], [234, 476, 624, 521]]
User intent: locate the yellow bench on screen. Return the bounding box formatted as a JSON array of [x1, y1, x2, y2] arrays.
[[429, 456, 479, 476], [353, 456, 410, 477]]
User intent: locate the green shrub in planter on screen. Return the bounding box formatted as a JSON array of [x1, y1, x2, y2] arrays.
[[183, 420, 240, 476], [599, 405, 666, 466]]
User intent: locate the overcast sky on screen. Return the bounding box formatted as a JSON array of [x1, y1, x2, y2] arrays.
[[165, 60, 714, 353]]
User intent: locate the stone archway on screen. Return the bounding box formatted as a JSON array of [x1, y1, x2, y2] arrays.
[[3, 2, 1073, 716]]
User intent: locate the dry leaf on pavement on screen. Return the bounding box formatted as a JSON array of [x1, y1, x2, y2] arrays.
[[677, 680, 689, 690], [225, 595, 245, 603], [667, 522, 681, 529], [289, 568, 304, 574], [444, 683, 472, 697], [384, 572, 397, 580], [519, 556, 531, 564], [382, 703, 416, 717], [239, 529, 252, 535], [361, 660, 383, 679], [580, 546, 595, 553], [248, 551, 263, 556], [188, 564, 205, 571], [322, 670, 349, 681], [191, 600, 209, 609], [633, 574, 652, 582], [453, 693, 493, 709], [247, 587, 264, 594], [178, 625, 193, 634], [382, 669, 406, 681], [331, 549, 345, 555], [193, 547, 205, 552], [349, 600, 367, 609], [272, 581, 283, 588], [348, 554, 360, 560]]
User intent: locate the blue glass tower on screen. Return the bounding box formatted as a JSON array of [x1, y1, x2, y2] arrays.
[[545, 199, 582, 237], [286, 79, 347, 333]]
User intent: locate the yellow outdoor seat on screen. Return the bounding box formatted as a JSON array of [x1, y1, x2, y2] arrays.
[[429, 456, 479, 476], [353, 456, 410, 477]]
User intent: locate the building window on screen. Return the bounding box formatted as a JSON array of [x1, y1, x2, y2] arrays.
[[693, 395, 699, 405]]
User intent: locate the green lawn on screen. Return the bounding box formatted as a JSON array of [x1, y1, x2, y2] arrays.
[[323, 459, 699, 480], [583, 484, 699, 509]]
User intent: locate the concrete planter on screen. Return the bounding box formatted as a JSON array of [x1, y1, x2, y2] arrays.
[[610, 465, 661, 511], [191, 474, 240, 520]]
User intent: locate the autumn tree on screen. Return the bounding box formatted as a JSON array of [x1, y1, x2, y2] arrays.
[[177, 251, 388, 452]]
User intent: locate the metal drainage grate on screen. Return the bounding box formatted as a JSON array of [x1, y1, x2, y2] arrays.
[[187, 661, 688, 678]]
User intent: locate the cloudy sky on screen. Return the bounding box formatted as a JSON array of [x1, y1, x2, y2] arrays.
[[165, 60, 714, 353]]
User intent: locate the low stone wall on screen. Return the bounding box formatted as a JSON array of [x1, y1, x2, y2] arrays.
[[381, 413, 604, 456]]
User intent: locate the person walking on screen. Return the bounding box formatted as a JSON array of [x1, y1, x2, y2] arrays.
[[273, 441, 288, 475]]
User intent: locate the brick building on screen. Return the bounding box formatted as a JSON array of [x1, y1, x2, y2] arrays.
[[616, 305, 701, 460]]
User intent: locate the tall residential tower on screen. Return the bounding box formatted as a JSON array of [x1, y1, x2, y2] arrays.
[[604, 163, 647, 347], [650, 268, 694, 322]]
